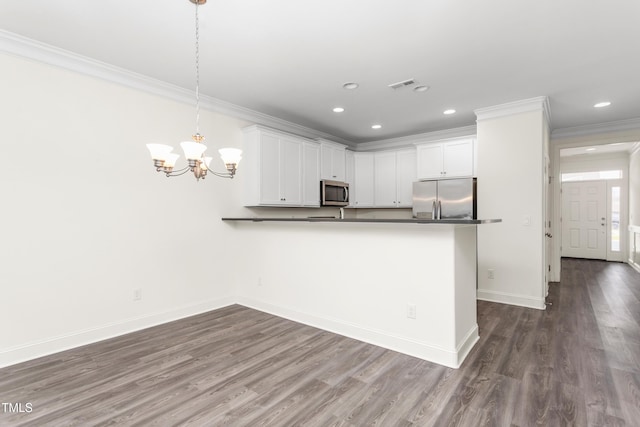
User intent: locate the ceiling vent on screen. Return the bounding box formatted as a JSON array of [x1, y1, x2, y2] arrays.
[[388, 78, 417, 90]]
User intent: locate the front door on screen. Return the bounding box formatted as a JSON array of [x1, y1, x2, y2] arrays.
[[561, 180, 607, 259]]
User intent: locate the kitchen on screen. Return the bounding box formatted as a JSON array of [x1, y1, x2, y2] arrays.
[[3, 1, 626, 373], [216, 122, 496, 367], [2, 1, 640, 424]]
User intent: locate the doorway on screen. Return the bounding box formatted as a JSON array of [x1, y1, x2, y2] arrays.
[[561, 180, 606, 259], [560, 174, 626, 262]]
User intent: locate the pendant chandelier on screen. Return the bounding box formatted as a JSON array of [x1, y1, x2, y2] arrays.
[[146, 0, 241, 180]]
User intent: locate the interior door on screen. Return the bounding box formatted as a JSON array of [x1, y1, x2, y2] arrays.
[[561, 180, 606, 259]]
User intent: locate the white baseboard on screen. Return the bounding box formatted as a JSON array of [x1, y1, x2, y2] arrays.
[[2, 295, 481, 370], [477, 289, 546, 310], [236, 296, 474, 369], [0, 296, 236, 369], [455, 325, 480, 367], [629, 259, 640, 274]]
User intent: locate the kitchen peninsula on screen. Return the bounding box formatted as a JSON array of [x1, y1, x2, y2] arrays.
[[224, 217, 501, 368]]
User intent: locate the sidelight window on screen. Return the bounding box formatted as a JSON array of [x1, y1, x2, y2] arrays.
[[611, 186, 620, 252]]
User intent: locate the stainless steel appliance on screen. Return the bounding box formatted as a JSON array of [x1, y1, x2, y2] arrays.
[[412, 178, 476, 219], [321, 179, 349, 207]]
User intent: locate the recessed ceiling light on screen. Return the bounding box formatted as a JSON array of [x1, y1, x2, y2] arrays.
[[343, 82, 359, 90], [443, 109, 456, 115], [332, 107, 345, 113], [371, 124, 382, 130], [413, 85, 430, 93], [594, 101, 611, 108]]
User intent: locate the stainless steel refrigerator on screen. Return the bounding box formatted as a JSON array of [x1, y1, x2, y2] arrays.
[[412, 178, 477, 219]]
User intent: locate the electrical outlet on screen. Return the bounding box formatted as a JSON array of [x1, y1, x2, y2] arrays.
[[133, 288, 142, 301], [488, 269, 495, 279], [407, 304, 417, 319]]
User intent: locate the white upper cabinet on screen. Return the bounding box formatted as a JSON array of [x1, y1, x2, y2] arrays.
[[374, 149, 416, 208], [243, 125, 308, 207], [279, 136, 303, 205], [416, 144, 443, 179], [416, 138, 474, 180], [302, 142, 320, 207], [395, 149, 417, 207], [244, 125, 475, 209], [319, 141, 347, 181], [374, 151, 397, 207], [353, 152, 374, 207], [345, 150, 356, 207]]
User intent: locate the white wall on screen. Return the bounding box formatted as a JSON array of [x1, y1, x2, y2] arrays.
[[630, 148, 640, 266], [476, 106, 547, 309], [630, 148, 640, 228], [0, 53, 249, 367], [231, 222, 480, 368], [560, 152, 630, 174]]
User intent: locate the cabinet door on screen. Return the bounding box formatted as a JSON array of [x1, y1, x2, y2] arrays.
[[279, 137, 302, 205], [320, 144, 346, 181], [416, 143, 444, 180], [443, 139, 473, 178], [345, 150, 355, 207], [354, 153, 374, 207], [320, 144, 333, 180], [331, 148, 346, 181], [396, 149, 417, 207], [374, 152, 397, 207], [302, 142, 320, 206], [260, 133, 282, 205]]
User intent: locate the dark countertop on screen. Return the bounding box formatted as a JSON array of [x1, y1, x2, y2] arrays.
[[221, 217, 501, 225]]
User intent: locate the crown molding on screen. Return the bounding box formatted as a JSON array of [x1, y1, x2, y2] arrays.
[[355, 125, 477, 152], [0, 30, 354, 146], [474, 96, 550, 125], [551, 117, 640, 141]]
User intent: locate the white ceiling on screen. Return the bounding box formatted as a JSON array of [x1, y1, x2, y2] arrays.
[[1, 0, 639, 143]]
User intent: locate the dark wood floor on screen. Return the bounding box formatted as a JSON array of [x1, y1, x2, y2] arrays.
[[1, 258, 639, 426]]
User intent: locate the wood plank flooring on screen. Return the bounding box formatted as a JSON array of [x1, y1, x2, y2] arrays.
[[1, 258, 639, 426]]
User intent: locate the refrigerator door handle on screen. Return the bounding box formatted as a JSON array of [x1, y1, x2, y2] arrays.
[[432, 201, 436, 219], [437, 200, 442, 220]]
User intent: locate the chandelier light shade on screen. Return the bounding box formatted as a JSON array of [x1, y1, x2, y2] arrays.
[[146, 0, 241, 180]]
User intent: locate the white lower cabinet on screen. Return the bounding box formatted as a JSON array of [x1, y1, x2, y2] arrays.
[[374, 149, 416, 208]]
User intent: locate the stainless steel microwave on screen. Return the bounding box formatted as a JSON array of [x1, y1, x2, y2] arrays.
[[321, 180, 349, 207]]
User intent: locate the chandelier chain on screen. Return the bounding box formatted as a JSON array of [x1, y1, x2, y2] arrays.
[[145, 0, 240, 181], [194, 0, 201, 136]]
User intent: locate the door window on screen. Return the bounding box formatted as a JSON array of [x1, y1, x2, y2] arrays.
[[611, 186, 620, 252]]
